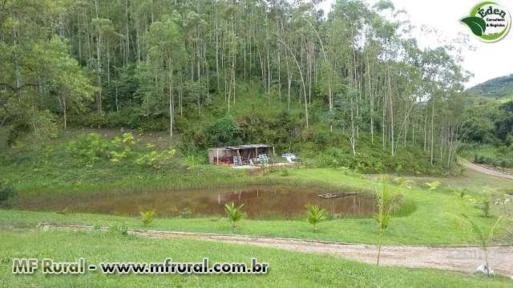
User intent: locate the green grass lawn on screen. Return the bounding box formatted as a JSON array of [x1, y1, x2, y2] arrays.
[[290, 167, 513, 194], [1, 167, 512, 246], [0, 229, 510, 288], [409, 166, 513, 193]]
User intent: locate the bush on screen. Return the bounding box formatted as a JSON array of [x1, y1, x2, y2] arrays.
[[179, 207, 192, 218], [391, 196, 417, 217], [135, 148, 177, 170], [306, 205, 327, 232], [302, 138, 450, 176], [65, 133, 114, 163], [476, 200, 491, 217], [61, 132, 182, 170], [139, 209, 155, 226], [183, 152, 208, 166], [0, 181, 16, 207], [463, 144, 513, 169], [0, 127, 9, 149], [224, 202, 245, 230], [206, 114, 242, 147]]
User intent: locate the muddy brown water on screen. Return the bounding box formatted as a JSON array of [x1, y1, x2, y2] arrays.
[[19, 185, 376, 219]]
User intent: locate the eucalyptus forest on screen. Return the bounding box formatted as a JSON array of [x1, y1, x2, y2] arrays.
[[1, 0, 472, 173], [1, 1, 513, 287]]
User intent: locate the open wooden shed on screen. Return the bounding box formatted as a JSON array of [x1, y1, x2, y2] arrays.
[[208, 144, 273, 166]]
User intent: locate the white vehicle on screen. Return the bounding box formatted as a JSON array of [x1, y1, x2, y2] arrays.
[[281, 153, 297, 163]]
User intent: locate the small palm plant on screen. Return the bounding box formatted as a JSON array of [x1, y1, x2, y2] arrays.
[[224, 202, 245, 231], [307, 205, 327, 232], [462, 215, 503, 276], [375, 184, 394, 266], [139, 209, 155, 226]]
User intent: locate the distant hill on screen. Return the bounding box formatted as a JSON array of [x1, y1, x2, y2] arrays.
[[467, 74, 513, 99]]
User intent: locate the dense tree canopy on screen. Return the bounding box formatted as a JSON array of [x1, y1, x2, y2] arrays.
[[1, 0, 472, 172]]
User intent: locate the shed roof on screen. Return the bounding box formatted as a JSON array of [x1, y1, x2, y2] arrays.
[[209, 144, 271, 150]]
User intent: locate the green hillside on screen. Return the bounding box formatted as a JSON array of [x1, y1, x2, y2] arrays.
[[467, 74, 513, 99]]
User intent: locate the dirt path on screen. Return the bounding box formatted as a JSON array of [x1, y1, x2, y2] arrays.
[[461, 159, 513, 180], [40, 224, 513, 277]]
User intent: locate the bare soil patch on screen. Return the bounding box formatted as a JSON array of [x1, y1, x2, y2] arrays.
[[40, 224, 513, 278]]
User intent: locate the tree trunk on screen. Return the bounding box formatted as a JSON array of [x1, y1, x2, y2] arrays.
[[387, 67, 394, 157], [350, 96, 356, 156], [286, 55, 291, 111], [367, 55, 374, 144], [63, 97, 67, 129], [125, 0, 130, 65], [430, 98, 435, 166], [169, 68, 174, 141], [278, 38, 308, 128], [376, 231, 383, 266], [95, 0, 102, 113], [115, 82, 119, 112], [215, 17, 220, 92]]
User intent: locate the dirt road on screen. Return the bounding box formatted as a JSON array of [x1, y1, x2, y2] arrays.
[[461, 160, 513, 181], [40, 224, 513, 277]]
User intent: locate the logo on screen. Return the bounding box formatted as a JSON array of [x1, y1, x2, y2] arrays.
[[461, 1, 511, 42]]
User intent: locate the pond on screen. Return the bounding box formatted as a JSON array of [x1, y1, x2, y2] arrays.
[[19, 185, 376, 219]]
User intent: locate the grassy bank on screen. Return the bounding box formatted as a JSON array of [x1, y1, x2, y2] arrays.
[[0, 229, 510, 287], [0, 196, 509, 246], [1, 165, 512, 245], [460, 144, 513, 170]]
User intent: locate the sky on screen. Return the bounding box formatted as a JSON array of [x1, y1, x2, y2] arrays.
[[319, 0, 513, 88]]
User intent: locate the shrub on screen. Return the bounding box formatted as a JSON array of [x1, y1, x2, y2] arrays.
[[63, 132, 183, 170], [134, 148, 177, 170], [206, 115, 242, 147], [303, 141, 450, 176], [224, 202, 245, 231], [65, 133, 113, 163], [183, 152, 208, 167], [391, 196, 416, 217], [179, 207, 192, 218], [476, 200, 491, 217], [306, 205, 327, 232], [83, 112, 108, 128], [0, 181, 16, 207], [139, 209, 155, 226]]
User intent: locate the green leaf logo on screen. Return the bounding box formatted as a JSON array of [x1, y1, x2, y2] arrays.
[[462, 2, 511, 43], [461, 16, 487, 36]]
